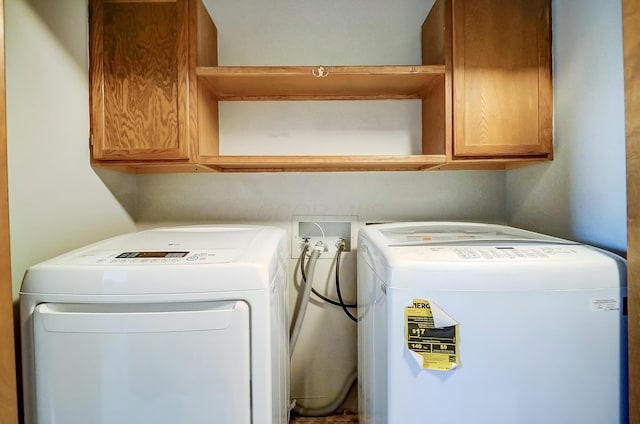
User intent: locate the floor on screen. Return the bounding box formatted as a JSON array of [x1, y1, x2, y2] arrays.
[[290, 414, 359, 423]]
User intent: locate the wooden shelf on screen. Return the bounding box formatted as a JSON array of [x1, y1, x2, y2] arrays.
[[198, 155, 447, 172], [196, 65, 445, 100], [96, 155, 447, 173]]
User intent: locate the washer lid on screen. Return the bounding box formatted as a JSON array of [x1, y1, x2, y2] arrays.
[[87, 225, 263, 252], [54, 226, 263, 266], [358, 222, 626, 291], [374, 222, 567, 246], [20, 225, 287, 295]]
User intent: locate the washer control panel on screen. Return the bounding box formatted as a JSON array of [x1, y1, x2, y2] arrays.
[[64, 249, 238, 265], [116, 251, 190, 259], [404, 245, 580, 262]]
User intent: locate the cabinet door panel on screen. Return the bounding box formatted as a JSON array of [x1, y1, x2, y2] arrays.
[[452, 0, 551, 157], [90, 0, 189, 161]]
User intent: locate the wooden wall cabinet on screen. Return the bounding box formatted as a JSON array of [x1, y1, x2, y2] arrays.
[[450, 0, 552, 163], [89, 0, 552, 173], [89, 0, 218, 172], [421, 0, 552, 170]]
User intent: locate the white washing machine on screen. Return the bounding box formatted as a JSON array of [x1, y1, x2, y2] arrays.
[[357, 222, 627, 424], [20, 225, 289, 424]]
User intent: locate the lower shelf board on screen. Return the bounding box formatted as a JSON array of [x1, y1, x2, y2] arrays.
[[92, 155, 551, 173], [200, 155, 447, 172]]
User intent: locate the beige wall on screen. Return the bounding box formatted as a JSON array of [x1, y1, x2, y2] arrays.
[[507, 0, 627, 253], [5, 0, 137, 297]]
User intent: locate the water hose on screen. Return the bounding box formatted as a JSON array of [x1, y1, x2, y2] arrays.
[[289, 241, 323, 357], [292, 371, 357, 417], [289, 240, 357, 417]]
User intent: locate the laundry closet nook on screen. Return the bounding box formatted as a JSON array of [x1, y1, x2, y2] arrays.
[[2, 0, 634, 422]]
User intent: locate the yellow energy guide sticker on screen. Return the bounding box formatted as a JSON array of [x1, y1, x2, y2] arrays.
[[405, 299, 459, 371]]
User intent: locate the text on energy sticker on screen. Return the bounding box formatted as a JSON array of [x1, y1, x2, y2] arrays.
[[405, 299, 459, 371]]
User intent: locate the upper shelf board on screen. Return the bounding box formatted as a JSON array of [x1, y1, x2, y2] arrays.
[[196, 65, 445, 100]]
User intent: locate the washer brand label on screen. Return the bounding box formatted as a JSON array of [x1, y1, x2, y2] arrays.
[[405, 299, 459, 371]]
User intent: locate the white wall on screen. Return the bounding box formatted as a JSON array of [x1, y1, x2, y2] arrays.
[[507, 0, 627, 253], [208, 0, 434, 66], [5, 0, 137, 297], [136, 172, 505, 223]]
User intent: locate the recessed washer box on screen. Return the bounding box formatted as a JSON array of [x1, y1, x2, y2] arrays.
[[291, 215, 358, 258]]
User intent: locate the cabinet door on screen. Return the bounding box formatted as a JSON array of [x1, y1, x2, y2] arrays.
[[90, 0, 190, 161], [452, 0, 552, 158]]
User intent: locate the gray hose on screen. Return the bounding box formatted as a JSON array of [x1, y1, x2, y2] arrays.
[[292, 371, 357, 417], [289, 244, 322, 357]]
